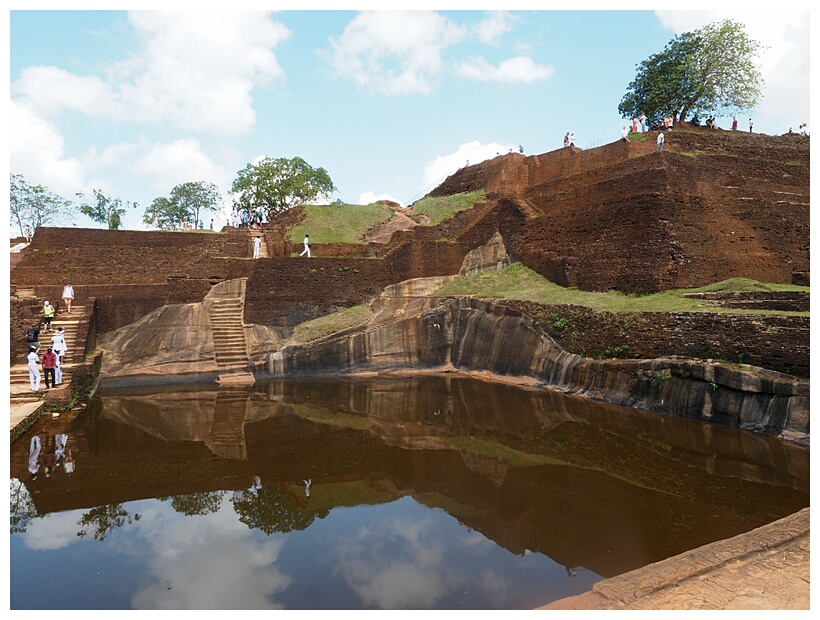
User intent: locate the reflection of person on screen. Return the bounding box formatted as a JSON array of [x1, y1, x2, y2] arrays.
[[249, 476, 262, 497], [64, 449, 75, 475], [62, 280, 75, 313], [44, 448, 57, 478], [55, 434, 68, 460], [28, 435, 42, 479], [304, 479, 312, 498]]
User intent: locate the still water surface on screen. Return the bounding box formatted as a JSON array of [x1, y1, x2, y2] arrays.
[[10, 375, 809, 609]]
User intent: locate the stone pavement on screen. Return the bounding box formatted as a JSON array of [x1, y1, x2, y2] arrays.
[[9, 400, 45, 431], [541, 507, 810, 610]]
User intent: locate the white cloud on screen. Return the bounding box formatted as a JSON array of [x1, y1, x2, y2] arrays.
[[454, 55, 554, 83], [12, 11, 292, 136], [472, 11, 515, 45], [131, 139, 233, 195], [22, 508, 84, 551], [327, 11, 467, 95], [423, 140, 514, 188], [359, 191, 402, 206], [9, 101, 86, 199]]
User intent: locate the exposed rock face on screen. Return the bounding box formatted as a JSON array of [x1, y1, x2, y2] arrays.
[[458, 231, 513, 275], [264, 295, 809, 442]]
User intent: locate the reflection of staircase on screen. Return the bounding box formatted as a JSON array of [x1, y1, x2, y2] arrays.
[[209, 293, 254, 385], [206, 389, 250, 459]]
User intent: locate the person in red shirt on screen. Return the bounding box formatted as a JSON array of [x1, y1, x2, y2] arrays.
[[42, 346, 57, 389]]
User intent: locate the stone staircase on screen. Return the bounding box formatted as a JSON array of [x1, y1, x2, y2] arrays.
[[209, 293, 254, 384], [249, 230, 269, 258], [11, 304, 87, 399], [205, 389, 250, 459]]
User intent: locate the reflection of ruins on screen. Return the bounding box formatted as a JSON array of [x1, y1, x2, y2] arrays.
[[11, 375, 809, 579]]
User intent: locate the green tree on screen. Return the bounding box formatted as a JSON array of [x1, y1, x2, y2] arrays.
[[76, 503, 141, 541], [78, 189, 137, 230], [619, 19, 764, 126], [143, 181, 222, 231], [169, 491, 224, 516], [232, 485, 326, 535], [231, 156, 337, 218], [10, 173, 75, 236]]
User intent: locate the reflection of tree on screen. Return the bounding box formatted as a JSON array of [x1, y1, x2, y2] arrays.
[[10, 479, 39, 535], [233, 485, 325, 535], [77, 504, 141, 541], [170, 491, 224, 516]]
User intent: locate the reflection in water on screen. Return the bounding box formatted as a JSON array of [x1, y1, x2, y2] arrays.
[[9, 375, 810, 610]]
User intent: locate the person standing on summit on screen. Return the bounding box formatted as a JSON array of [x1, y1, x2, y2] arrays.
[[300, 234, 310, 258]]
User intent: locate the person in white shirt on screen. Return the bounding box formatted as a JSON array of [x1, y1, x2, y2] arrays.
[[300, 234, 311, 257], [27, 347, 40, 391]]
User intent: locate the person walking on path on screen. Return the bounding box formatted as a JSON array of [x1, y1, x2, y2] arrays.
[[51, 326, 67, 362], [25, 323, 41, 351], [62, 280, 74, 313], [27, 346, 41, 392], [43, 300, 55, 332], [42, 346, 57, 389], [657, 131, 665, 152], [300, 234, 311, 257], [253, 235, 262, 259]]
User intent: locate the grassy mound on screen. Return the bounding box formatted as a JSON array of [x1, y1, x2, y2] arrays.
[[290, 304, 374, 344], [408, 190, 486, 225], [287, 203, 395, 244]]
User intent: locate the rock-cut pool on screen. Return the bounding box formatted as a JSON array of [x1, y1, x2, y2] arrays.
[[10, 374, 810, 610]]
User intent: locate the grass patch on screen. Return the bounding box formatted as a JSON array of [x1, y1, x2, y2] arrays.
[[409, 190, 486, 226], [432, 263, 808, 315], [290, 305, 374, 344], [288, 202, 395, 244]]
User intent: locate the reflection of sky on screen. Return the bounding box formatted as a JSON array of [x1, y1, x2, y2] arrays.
[[12, 493, 598, 610]]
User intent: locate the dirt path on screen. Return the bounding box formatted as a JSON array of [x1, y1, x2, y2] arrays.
[[363, 210, 417, 244]]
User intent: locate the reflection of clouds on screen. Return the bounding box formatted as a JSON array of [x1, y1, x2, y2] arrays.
[[333, 515, 465, 609], [130, 495, 291, 609], [23, 509, 85, 551]]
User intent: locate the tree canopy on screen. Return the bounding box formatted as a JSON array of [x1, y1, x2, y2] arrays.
[[231, 156, 337, 217], [619, 19, 764, 126], [79, 189, 137, 230], [143, 181, 221, 231], [10, 173, 75, 236]]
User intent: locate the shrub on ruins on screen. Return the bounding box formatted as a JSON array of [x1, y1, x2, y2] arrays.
[[78, 189, 136, 230], [618, 19, 764, 127], [10, 173, 75, 236], [231, 156, 337, 218], [143, 181, 222, 231]]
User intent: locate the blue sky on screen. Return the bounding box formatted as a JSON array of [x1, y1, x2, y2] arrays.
[[6, 5, 812, 234]]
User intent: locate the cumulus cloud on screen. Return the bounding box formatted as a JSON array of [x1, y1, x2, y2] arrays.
[[453, 55, 554, 83], [9, 100, 86, 198], [326, 11, 467, 95], [423, 140, 514, 188], [12, 11, 292, 136], [131, 138, 233, 195], [472, 11, 515, 45]]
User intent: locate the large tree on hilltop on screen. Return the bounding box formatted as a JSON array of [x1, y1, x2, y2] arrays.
[[144, 181, 221, 230], [231, 156, 336, 217], [619, 19, 764, 126], [10, 173, 75, 236], [79, 189, 137, 230]]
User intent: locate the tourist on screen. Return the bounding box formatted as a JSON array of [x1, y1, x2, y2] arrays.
[[43, 300, 54, 332], [732, 117, 738, 131], [25, 323, 41, 351], [210, 218, 214, 230], [563, 132, 570, 147], [28, 435, 42, 479], [639, 113, 647, 132], [253, 235, 262, 259], [621, 126, 630, 142], [519, 145, 524, 154], [631, 117, 638, 133], [62, 280, 74, 313], [55, 434, 68, 460], [27, 346, 41, 392], [24, 223, 33, 243], [54, 349, 63, 386], [749, 118, 753, 132], [569, 133, 575, 147], [51, 326, 68, 366], [300, 234, 310, 258], [42, 346, 57, 389], [657, 131, 665, 152], [43, 447, 57, 478], [304, 479, 312, 497]]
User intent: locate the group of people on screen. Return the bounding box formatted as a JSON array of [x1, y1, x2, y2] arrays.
[[28, 434, 75, 480], [24, 280, 73, 392], [563, 132, 576, 147], [231, 208, 269, 230]]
